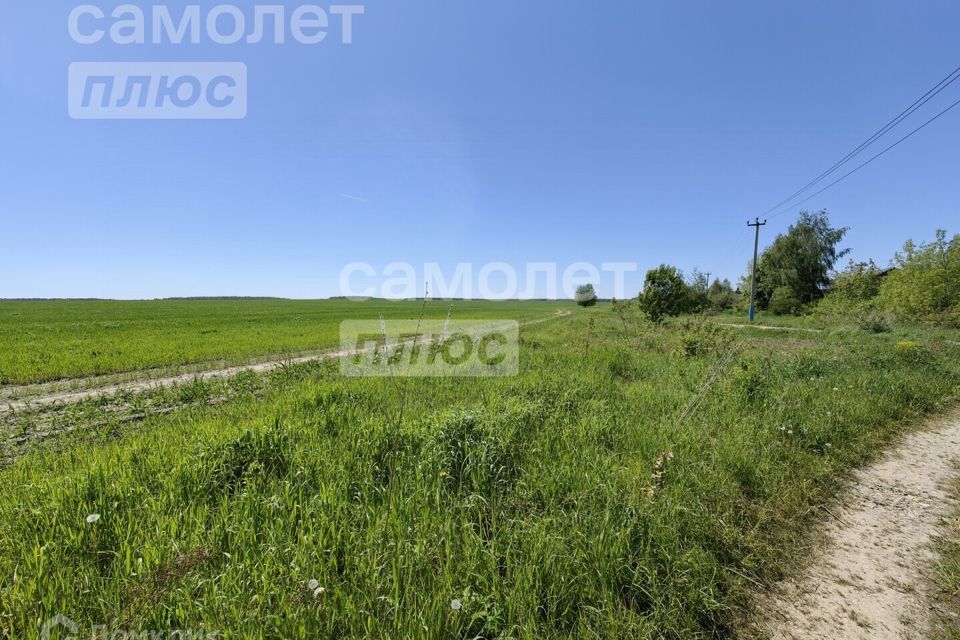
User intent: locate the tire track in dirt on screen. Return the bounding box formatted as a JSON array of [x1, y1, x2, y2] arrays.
[[2, 310, 572, 413], [759, 411, 960, 639]]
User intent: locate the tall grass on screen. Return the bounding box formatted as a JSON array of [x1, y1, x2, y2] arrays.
[[1, 308, 958, 638]]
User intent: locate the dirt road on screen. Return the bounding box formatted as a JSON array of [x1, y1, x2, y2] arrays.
[[720, 323, 822, 333], [2, 310, 571, 413], [759, 412, 960, 639]]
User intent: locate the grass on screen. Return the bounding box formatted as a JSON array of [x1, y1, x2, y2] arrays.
[[1, 302, 959, 638], [933, 474, 960, 639], [0, 299, 565, 385]]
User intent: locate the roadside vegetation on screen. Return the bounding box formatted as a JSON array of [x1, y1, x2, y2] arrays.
[[631, 211, 959, 331], [934, 477, 960, 639], [2, 304, 958, 638]]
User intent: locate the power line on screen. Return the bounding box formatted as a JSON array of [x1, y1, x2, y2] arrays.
[[759, 64, 960, 217], [769, 94, 960, 219]]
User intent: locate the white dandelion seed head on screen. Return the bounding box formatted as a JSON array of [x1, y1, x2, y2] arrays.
[[86, 514, 101, 524], [313, 587, 326, 598], [307, 579, 319, 591], [451, 598, 462, 611]]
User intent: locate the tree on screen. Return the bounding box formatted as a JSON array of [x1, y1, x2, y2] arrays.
[[575, 283, 599, 307], [753, 210, 849, 311], [707, 278, 737, 311], [685, 269, 710, 313], [879, 229, 960, 322], [638, 265, 688, 322]]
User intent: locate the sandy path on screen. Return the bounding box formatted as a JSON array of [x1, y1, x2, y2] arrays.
[[760, 412, 960, 639], [720, 323, 822, 333], [2, 310, 571, 413]]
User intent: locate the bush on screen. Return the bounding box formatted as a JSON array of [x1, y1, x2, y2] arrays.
[[880, 230, 960, 323], [768, 287, 802, 316], [675, 319, 732, 357], [857, 311, 892, 334], [816, 260, 883, 318]]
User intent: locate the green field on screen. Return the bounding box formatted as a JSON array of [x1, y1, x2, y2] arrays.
[[0, 299, 565, 385], [2, 301, 959, 638]]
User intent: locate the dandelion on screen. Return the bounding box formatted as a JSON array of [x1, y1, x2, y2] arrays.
[[833, 387, 839, 392], [313, 586, 326, 598], [439, 470, 449, 479], [451, 598, 462, 611], [308, 579, 319, 591], [825, 443, 832, 449], [787, 430, 793, 435], [86, 514, 100, 524]]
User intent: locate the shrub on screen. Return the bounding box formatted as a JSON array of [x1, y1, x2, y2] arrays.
[[675, 319, 732, 357], [857, 311, 892, 334], [816, 260, 883, 318], [879, 230, 960, 323]]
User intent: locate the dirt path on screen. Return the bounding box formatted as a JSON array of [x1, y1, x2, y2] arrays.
[[2, 310, 571, 413], [720, 323, 822, 333], [759, 412, 960, 639]]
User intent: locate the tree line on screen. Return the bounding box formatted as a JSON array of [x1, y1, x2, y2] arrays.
[[622, 210, 959, 327]]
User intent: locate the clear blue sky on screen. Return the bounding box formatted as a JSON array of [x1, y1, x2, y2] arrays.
[[2, 1, 958, 299]]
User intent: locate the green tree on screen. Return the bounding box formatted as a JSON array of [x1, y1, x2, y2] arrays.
[[879, 229, 960, 322], [638, 265, 688, 323], [575, 284, 599, 307], [685, 269, 710, 313], [707, 278, 737, 311], [753, 210, 849, 311]]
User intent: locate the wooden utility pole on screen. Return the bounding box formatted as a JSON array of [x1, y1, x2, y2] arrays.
[[747, 218, 767, 322]]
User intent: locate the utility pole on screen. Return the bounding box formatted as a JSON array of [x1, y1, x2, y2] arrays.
[[747, 218, 767, 322]]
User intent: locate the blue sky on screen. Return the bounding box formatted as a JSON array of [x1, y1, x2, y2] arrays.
[[1, 1, 958, 299]]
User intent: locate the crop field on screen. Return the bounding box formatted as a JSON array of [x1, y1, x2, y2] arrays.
[[0, 299, 563, 386], [2, 300, 959, 638]]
